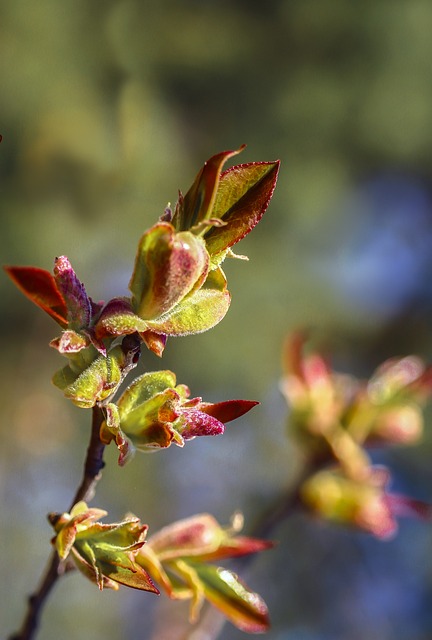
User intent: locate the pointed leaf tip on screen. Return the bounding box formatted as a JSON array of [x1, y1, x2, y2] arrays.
[[204, 159, 280, 258], [200, 399, 259, 423], [194, 564, 270, 633], [175, 147, 246, 232], [4, 265, 68, 327], [53, 256, 92, 329]]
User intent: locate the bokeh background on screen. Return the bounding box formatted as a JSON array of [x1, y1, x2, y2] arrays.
[[2, 1, 432, 638]]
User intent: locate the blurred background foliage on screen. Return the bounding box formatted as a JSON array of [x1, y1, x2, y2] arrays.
[[2, 1, 432, 638]]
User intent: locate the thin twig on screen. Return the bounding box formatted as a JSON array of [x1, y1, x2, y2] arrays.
[[68, 405, 106, 509], [9, 405, 106, 640]]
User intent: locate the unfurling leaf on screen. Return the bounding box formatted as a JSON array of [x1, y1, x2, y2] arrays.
[[173, 147, 245, 232], [204, 160, 280, 266], [301, 465, 432, 540], [170, 147, 280, 271], [192, 564, 270, 634], [53, 256, 92, 330], [146, 513, 272, 563], [100, 371, 258, 463], [144, 267, 230, 336], [138, 512, 272, 633], [129, 222, 209, 320], [93, 297, 148, 339], [53, 337, 140, 408], [49, 501, 159, 594]]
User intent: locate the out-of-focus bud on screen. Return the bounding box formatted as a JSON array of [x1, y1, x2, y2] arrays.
[[301, 467, 397, 539], [282, 333, 357, 435], [370, 404, 423, 445], [367, 356, 425, 404], [301, 466, 431, 540]]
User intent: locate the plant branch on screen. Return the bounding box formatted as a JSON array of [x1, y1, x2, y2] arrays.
[[68, 405, 106, 508], [9, 405, 106, 640]]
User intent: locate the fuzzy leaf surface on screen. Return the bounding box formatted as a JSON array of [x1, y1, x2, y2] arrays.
[[130, 223, 209, 320], [53, 256, 92, 330], [144, 267, 230, 336]]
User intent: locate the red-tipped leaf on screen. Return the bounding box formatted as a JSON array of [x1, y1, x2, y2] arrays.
[[4, 265, 68, 327], [199, 399, 259, 423], [175, 147, 245, 232], [204, 160, 280, 258]]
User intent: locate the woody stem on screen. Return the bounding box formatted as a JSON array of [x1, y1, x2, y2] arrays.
[[9, 406, 106, 640]]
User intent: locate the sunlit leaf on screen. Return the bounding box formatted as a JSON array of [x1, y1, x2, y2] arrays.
[[52, 343, 137, 408], [175, 409, 225, 440], [50, 330, 89, 354], [118, 371, 178, 416], [204, 160, 280, 262], [140, 329, 167, 356], [192, 564, 270, 633], [147, 514, 224, 561], [199, 399, 259, 424], [174, 147, 245, 231], [129, 223, 209, 320], [144, 267, 230, 336], [50, 503, 159, 594], [4, 265, 68, 327], [94, 297, 148, 338]]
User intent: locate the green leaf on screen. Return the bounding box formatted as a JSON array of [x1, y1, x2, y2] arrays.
[[52, 345, 130, 408], [121, 388, 180, 447], [190, 563, 270, 633], [99, 402, 135, 466], [204, 160, 280, 261], [94, 297, 149, 339], [73, 521, 158, 592], [4, 265, 68, 327], [118, 371, 177, 416], [129, 223, 209, 320], [115, 371, 183, 449], [144, 267, 230, 336], [101, 371, 189, 457], [50, 503, 159, 593]]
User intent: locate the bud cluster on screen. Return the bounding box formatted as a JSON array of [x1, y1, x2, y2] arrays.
[[281, 333, 432, 538]]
